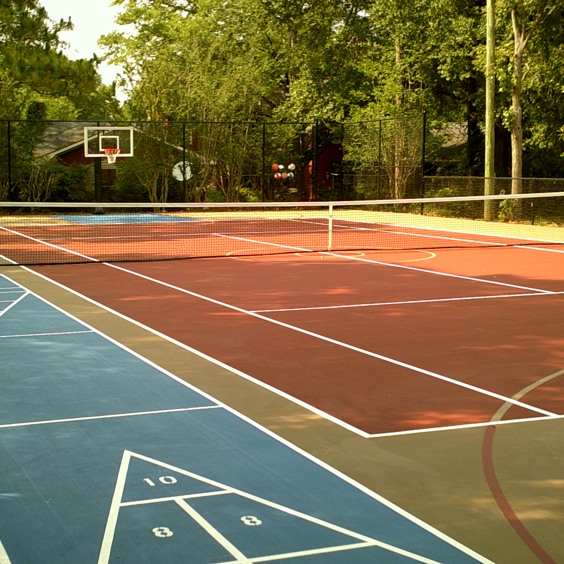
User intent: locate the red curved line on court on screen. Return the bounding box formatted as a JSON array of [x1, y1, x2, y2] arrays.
[[482, 425, 556, 564]]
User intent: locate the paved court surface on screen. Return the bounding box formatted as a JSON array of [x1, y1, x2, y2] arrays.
[[0, 275, 490, 563]]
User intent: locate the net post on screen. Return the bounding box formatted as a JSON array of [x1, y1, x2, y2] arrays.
[[327, 203, 334, 252]]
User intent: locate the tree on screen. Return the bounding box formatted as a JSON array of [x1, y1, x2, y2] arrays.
[[496, 0, 563, 196], [102, 0, 564, 202], [102, 0, 375, 200], [0, 0, 120, 201], [104, 0, 372, 123], [0, 0, 119, 120]]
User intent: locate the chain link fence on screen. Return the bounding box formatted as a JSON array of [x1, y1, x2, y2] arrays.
[[422, 175, 564, 197], [2, 116, 562, 213], [0, 116, 426, 204]]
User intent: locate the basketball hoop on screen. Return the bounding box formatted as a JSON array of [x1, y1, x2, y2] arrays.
[[103, 148, 120, 164]]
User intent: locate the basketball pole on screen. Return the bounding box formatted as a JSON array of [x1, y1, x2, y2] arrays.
[[484, 0, 496, 220], [94, 157, 104, 215]]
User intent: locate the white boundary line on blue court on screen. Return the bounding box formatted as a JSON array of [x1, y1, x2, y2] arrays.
[[0, 330, 93, 339], [0, 289, 28, 317], [0, 406, 220, 430], [0, 539, 11, 564], [0, 274, 494, 563]]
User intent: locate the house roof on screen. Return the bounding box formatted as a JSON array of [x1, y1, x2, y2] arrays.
[[33, 121, 190, 162], [33, 121, 112, 160]]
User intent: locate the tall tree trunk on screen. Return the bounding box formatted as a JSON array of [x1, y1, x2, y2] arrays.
[[484, 0, 496, 219], [511, 9, 526, 196], [393, 37, 402, 198]]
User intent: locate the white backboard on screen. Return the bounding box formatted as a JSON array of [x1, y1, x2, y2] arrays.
[[84, 126, 134, 158]]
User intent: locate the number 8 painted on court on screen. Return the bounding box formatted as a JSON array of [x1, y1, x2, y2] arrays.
[[152, 526, 174, 538], [241, 515, 262, 526]]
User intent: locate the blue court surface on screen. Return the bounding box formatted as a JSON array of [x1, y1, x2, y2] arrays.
[[56, 213, 197, 224], [0, 274, 491, 563]]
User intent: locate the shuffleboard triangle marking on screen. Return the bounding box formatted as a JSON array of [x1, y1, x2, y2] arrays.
[[98, 450, 445, 564]]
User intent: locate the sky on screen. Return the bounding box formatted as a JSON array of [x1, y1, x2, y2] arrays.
[[39, 0, 129, 99]]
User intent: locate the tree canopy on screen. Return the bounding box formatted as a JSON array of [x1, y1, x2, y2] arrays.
[[2, 0, 562, 177], [99, 0, 563, 177], [0, 0, 119, 120]]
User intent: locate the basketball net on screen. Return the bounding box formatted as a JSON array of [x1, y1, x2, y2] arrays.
[[104, 148, 120, 164]]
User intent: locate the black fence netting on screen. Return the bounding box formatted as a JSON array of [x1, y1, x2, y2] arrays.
[[0, 116, 426, 204]]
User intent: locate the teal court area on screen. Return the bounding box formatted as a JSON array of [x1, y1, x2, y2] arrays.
[[0, 275, 490, 563], [56, 213, 198, 224]]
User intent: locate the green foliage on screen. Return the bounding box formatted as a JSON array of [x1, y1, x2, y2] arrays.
[[100, 0, 564, 184], [0, 0, 120, 121], [110, 163, 147, 202], [13, 157, 90, 203], [3, 0, 564, 204], [497, 193, 519, 221]]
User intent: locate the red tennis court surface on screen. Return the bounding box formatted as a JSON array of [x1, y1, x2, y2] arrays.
[[28, 243, 564, 437]]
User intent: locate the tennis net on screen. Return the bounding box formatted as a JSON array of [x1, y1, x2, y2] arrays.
[[1, 192, 563, 266]]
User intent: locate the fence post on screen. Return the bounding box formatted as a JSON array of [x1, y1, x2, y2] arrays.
[[7, 120, 14, 201], [421, 112, 426, 198], [377, 119, 382, 199], [262, 122, 266, 201], [313, 118, 319, 199], [182, 121, 187, 200]]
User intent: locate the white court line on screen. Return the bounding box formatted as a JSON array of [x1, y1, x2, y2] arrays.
[[127, 493, 441, 562], [338, 216, 562, 247], [0, 226, 99, 262], [0, 289, 29, 318], [98, 447, 131, 564], [214, 232, 314, 253], [121, 489, 230, 507], [0, 406, 221, 430], [491, 369, 564, 422], [20, 268, 371, 438], [0, 280, 94, 338], [175, 497, 252, 563], [325, 250, 553, 292], [106, 451, 462, 564], [0, 540, 12, 564], [2, 278, 236, 414], [239, 543, 444, 564], [0, 330, 93, 339], [365, 413, 564, 439], [372, 227, 507, 248], [516, 244, 564, 254], [252, 291, 562, 314], [0, 254, 17, 266], [102, 263, 557, 420], [13, 262, 560, 439], [216, 233, 553, 294]]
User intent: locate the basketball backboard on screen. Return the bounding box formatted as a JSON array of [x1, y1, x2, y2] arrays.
[[84, 126, 134, 158]]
